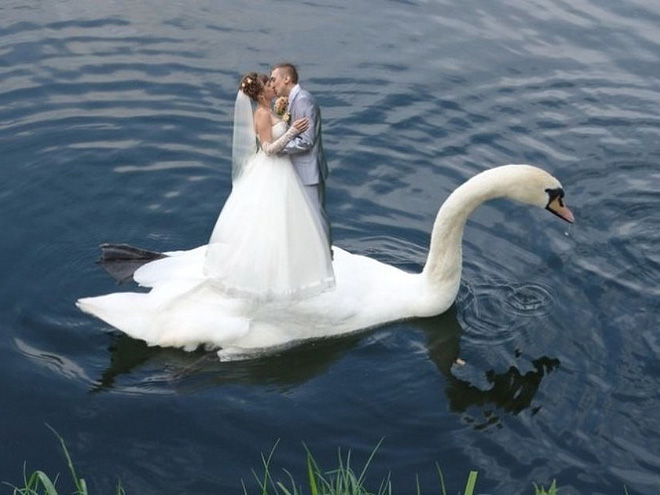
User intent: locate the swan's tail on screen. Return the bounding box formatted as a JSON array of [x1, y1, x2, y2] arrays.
[[97, 243, 167, 283]]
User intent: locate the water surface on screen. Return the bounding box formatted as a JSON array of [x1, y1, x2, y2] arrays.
[[1, 1, 660, 493]]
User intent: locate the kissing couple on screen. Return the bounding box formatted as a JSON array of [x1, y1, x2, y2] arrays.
[[79, 61, 336, 331]]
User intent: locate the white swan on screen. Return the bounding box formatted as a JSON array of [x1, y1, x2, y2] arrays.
[[77, 164, 574, 360]]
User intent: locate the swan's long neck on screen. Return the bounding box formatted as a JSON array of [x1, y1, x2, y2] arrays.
[[422, 168, 518, 289]]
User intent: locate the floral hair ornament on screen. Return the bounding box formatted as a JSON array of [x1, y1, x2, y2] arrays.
[[241, 77, 253, 91]]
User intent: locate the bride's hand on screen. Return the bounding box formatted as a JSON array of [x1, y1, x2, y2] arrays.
[[292, 117, 309, 134]]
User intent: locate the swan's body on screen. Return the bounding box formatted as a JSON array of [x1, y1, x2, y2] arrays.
[[77, 164, 573, 360]]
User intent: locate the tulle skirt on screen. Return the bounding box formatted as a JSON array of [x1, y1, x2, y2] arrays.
[[203, 151, 335, 301]]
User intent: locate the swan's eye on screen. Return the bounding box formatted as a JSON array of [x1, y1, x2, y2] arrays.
[[545, 187, 565, 207]]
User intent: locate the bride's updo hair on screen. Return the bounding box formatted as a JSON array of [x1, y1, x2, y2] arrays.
[[239, 72, 269, 101]]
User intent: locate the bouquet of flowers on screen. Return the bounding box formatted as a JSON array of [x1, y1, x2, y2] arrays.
[[274, 96, 290, 123]]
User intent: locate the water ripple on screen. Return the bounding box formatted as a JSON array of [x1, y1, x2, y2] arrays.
[[458, 280, 558, 346]]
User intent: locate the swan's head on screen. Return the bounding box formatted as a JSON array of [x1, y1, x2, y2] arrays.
[[502, 165, 574, 223]]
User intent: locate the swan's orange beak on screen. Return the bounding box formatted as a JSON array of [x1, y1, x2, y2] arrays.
[[547, 197, 574, 223]]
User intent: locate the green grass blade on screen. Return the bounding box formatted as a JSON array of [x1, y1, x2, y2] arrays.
[[77, 477, 88, 495], [278, 468, 300, 495], [357, 437, 384, 486], [377, 471, 392, 495], [34, 471, 59, 495], [45, 424, 87, 494], [534, 479, 558, 495], [463, 470, 478, 495], [251, 467, 269, 495], [434, 463, 448, 495], [5, 463, 60, 495], [254, 439, 281, 495], [306, 450, 319, 495], [275, 481, 293, 495]]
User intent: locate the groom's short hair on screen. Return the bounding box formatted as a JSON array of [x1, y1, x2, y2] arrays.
[[273, 63, 298, 84]]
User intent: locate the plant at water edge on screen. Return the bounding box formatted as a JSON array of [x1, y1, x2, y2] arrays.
[[242, 439, 481, 495], [11, 433, 656, 494], [533, 480, 557, 495], [4, 425, 125, 495]]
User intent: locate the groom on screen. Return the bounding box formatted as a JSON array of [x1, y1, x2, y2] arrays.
[[269, 63, 332, 250]]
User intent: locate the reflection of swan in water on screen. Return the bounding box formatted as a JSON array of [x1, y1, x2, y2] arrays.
[[77, 165, 574, 360], [93, 330, 365, 393], [446, 355, 560, 429], [94, 306, 559, 423]]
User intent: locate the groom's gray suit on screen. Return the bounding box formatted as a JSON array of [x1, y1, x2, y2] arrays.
[[281, 84, 332, 248]]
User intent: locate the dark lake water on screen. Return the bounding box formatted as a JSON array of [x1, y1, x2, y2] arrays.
[[2, 1, 660, 493]]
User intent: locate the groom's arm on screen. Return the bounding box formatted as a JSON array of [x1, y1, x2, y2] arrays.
[[280, 96, 318, 155]]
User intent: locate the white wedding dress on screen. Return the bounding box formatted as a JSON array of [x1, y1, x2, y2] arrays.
[[78, 120, 335, 351], [204, 121, 335, 300]]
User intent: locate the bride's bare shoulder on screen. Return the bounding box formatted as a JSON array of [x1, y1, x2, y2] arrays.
[[254, 107, 271, 125]]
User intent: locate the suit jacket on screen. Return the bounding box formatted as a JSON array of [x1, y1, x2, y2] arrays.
[[281, 85, 328, 186]]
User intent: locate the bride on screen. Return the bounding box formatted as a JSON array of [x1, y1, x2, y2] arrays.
[[203, 72, 335, 300], [88, 72, 335, 303]]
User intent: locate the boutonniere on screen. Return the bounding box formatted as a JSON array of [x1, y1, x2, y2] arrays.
[[274, 96, 290, 123]]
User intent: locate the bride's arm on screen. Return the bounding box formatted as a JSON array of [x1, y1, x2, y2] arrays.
[[255, 110, 307, 156]]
